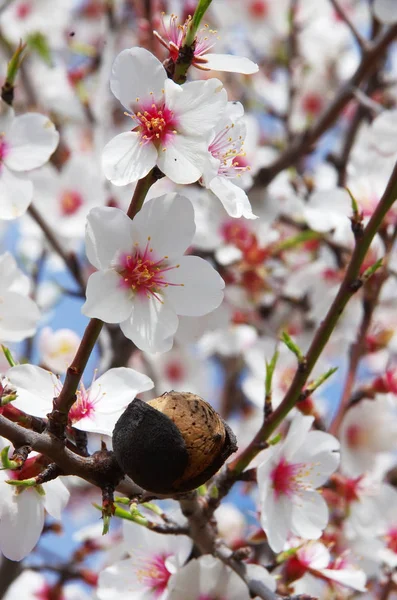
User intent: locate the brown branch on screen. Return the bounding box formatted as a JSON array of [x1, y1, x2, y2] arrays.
[[329, 0, 367, 51], [208, 160, 397, 486], [255, 24, 397, 187], [0, 414, 143, 496]]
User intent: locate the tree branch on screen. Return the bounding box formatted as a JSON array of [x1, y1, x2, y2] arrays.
[[254, 25, 397, 187]]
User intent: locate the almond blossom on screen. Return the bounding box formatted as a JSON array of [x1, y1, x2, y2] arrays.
[[0, 438, 70, 561], [82, 194, 225, 353], [257, 412, 340, 552], [200, 101, 258, 219], [102, 47, 227, 186], [0, 101, 59, 220], [97, 518, 192, 600], [7, 365, 153, 436], [38, 327, 81, 374], [0, 252, 40, 342], [167, 555, 275, 600], [154, 13, 259, 74]]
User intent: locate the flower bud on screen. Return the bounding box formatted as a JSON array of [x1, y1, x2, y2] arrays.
[[112, 392, 237, 494]]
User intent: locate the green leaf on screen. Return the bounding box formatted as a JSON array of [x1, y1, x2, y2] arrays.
[[27, 32, 51, 65]]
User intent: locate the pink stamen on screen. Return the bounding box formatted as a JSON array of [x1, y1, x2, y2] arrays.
[[68, 383, 97, 424], [136, 554, 171, 597], [60, 190, 83, 216], [270, 456, 305, 498], [117, 242, 182, 302], [16, 1, 32, 19], [126, 102, 178, 146]]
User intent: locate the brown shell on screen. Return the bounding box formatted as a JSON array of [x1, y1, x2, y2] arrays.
[[148, 391, 226, 488]]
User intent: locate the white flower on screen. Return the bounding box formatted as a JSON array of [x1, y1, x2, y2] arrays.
[[257, 413, 340, 553], [97, 519, 192, 600], [201, 101, 257, 219], [373, 0, 397, 24], [3, 570, 91, 599], [0, 101, 59, 220], [167, 555, 275, 600], [38, 327, 81, 374], [154, 13, 259, 74], [7, 364, 153, 436], [0, 252, 40, 342], [340, 395, 397, 477], [0, 439, 69, 561], [82, 194, 225, 353], [102, 47, 227, 186], [0, 0, 71, 46], [288, 541, 367, 593]]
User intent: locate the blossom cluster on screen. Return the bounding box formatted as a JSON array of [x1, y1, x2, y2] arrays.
[[0, 1, 396, 600]]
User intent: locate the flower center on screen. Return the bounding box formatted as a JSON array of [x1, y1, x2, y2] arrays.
[[270, 456, 305, 498], [69, 387, 96, 424], [345, 424, 368, 449], [60, 190, 83, 216], [164, 360, 185, 383], [16, 1, 32, 19], [208, 125, 249, 179], [136, 554, 171, 597], [220, 220, 252, 249], [117, 240, 181, 302], [249, 0, 269, 18], [126, 102, 177, 146], [386, 528, 397, 554], [0, 136, 9, 165]]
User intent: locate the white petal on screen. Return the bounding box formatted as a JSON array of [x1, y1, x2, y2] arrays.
[[131, 194, 195, 260], [0, 252, 29, 293], [110, 47, 166, 111], [157, 134, 207, 184], [262, 492, 291, 553], [82, 270, 133, 324], [120, 294, 178, 353], [165, 78, 227, 136], [164, 255, 225, 316], [0, 489, 44, 561], [0, 166, 33, 220], [373, 0, 397, 23], [90, 367, 154, 413], [5, 114, 59, 171], [43, 479, 70, 520], [97, 557, 151, 599], [282, 413, 314, 460], [0, 292, 40, 342], [291, 490, 329, 540], [293, 431, 340, 487], [102, 132, 157, 186], [85, 206, 134, 270], [202, 53, 259, 74], [74, 412, 122, 436], [209, 176, 257, 219], [7, 364, 56, 417], [320, 568, 367, 592]]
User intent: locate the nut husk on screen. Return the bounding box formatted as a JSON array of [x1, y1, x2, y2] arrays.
[[112, 391, 237, 495]]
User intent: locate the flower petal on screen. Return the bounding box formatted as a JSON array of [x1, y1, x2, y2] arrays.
[[102, 132, 157, 186], [131, 194, 195, 260], [0, 291, 40, 342], [5, 114, 59, 171], [0, 166, 33, 220], [209, 176, 257, 219], [202, 53, 259, 74], [90, 367, 154, 414], [164, 255, 225, 316], [291, 490, 329, 540], [157, 134, 207, 184], [165, 78, 227, 136], [0, 489, 44, 561], [110, 47, 167, 110], [85, 207, 134, 270], [82, 270, 133, 324], [7, 364, 56, 417], [120, 294, 178, 353], [43, 479, 70, 520]]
